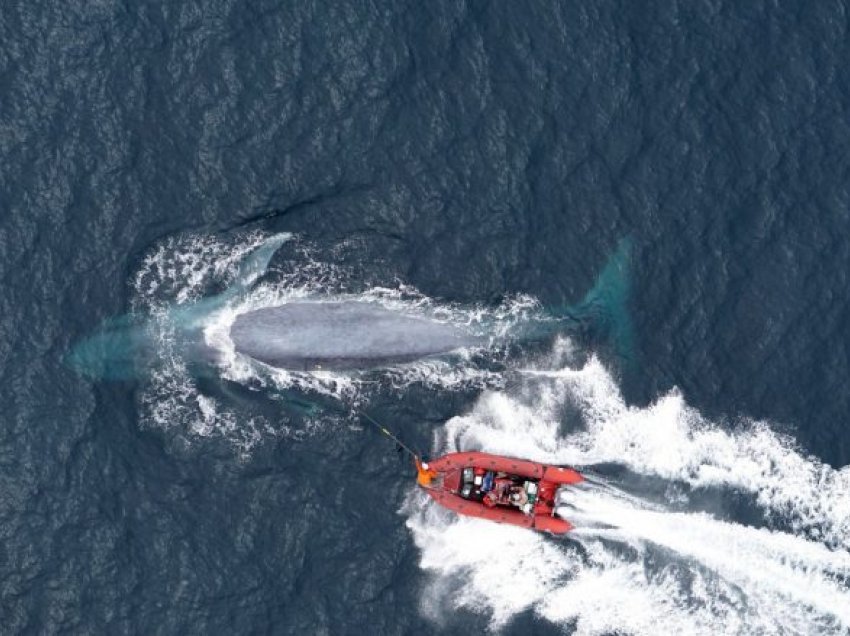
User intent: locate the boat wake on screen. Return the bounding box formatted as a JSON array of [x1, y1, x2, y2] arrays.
[[561, 485, 850, 633], [405, 353, 850, 634]]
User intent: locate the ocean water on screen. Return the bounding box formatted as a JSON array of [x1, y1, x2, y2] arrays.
[[2, 1, 850, 634]]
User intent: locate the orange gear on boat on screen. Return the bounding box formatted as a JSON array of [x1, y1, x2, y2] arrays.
[[416, 459, 438, 487]]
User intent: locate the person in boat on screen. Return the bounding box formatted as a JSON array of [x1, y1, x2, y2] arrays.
[[509, 486, 529, 509], [483, 477, 512, 507], [416, 459, 438, 487], [483, 481, 530, 513]]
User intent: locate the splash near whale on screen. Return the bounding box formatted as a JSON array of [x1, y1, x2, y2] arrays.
[[68, 232, 632, 383]]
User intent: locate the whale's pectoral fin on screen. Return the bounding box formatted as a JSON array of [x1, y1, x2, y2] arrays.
[[66, 234, 292, 382], [226, 233, 291, 296]]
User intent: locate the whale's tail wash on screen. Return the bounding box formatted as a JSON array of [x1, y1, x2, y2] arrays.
[[552, 237, 633, 362], [67, 234, 633, 383]]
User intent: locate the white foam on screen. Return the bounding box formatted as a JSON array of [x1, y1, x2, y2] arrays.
[[128, 232, 543, 447], [199, 272, 542, 399], [132, 232, 281, 306], [406, 353, 850, 633], [444, 356, 850, 549], [564, 487, 850, 631], [132, 233, 294, 450]]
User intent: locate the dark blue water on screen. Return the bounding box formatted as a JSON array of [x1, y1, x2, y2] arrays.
[[2, 2, 850, 633]]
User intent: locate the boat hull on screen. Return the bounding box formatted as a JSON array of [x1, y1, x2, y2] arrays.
[[422, 451, 582, 534]]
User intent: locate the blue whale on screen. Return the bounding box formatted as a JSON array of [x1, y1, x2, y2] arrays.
[[229, 302, 484, 371], [68, 236, 631, 379]]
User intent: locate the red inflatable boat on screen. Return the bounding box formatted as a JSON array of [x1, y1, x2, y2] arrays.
[[416, 451, 583, 534]]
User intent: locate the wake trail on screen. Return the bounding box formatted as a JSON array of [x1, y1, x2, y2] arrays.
[[562, 485, 850, 631], [408, 354, 850, 634]]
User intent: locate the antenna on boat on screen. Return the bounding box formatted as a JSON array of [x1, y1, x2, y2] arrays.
[[357, 410, 420, 461]]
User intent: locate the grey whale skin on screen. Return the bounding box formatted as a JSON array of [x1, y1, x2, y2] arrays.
[[230, 302, 481, 370], [68, 236, 630, 380]]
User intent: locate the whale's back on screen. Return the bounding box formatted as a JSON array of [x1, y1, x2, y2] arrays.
[[229, 302, 479, 370]]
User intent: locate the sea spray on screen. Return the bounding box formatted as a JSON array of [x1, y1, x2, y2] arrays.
[[406, 352, 850, 633]]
